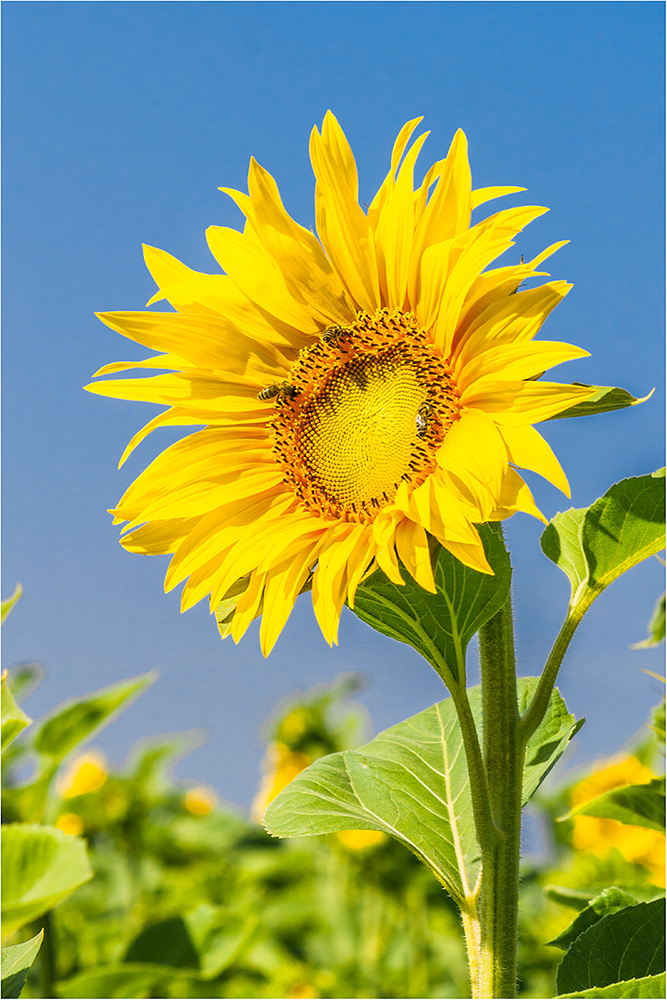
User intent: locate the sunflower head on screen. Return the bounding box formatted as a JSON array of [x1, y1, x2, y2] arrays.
[[87, 113, 595, 655]]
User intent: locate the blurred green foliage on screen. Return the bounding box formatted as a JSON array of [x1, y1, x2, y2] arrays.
[[2, 656, 664, 998]]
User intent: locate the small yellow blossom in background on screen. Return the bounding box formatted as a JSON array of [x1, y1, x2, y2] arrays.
[[252, 742, 313, 821], [57, 750, 107, 798], [571, 754, 665, 887], [55, 813, 85, 837], [184, 785, 217, 816], [286, 983, 319, 999], [336, 828, 387, 850]]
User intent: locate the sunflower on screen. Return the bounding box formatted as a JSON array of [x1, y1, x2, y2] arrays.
[[87, 113, 594, 655]]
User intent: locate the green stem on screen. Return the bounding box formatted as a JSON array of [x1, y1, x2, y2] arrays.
[[449, 683, 497, 849], [476, 588, 522, 1000], [39, 911, 57, 999], [521, 605, 585, 742]]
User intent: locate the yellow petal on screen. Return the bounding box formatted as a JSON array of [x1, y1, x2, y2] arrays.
[[462, 380, 597, 424], [394, 519, 436, 593], [310, 112, 380, 311], [489, 467, 547, 524], [242, 158, 353, 325], [441, 534, 492, 575], [453, 281, 572, 364], [206, 225, 319, 333], [95, 310, 292, 382], [501, 424, 570, 497], [471, 186, 526, 210], [456, 340, 590, 390], [374, 130, 430, 307]]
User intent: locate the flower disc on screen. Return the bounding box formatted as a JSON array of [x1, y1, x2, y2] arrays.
[[272, 308, 458, 522]]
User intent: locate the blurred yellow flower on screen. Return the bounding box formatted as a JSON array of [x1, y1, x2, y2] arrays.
[[253, 741, 313, 821], [57, 750, 107, 798], [55, 813, 84, 837], [286, 983, 319, 999], [184, 785, 217, 816], [337, 829, 387, 850], [571, 754, 665, 887], [88, 113, 595, 656]]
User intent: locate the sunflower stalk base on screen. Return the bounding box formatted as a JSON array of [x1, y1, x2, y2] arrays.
[[466, 586, 523, 999]]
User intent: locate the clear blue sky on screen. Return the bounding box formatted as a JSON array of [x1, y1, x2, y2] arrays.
[[2, 2, 664, 808]]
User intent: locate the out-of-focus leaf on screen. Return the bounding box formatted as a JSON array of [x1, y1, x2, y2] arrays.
[[122, 904, 256, 979], [632, 593, 666, 649], [265, 678, 578, 906], [352, 523, 510, 686], [555, 973, 666, 998], [32, 673, 155, 765], [127, 730, 204, 796], [1, 930, 43, 999], [555, 899, 665, 995], [566, 776, 665, 832], [58, 963, 176, 999], [547, 384, 653, 421], [548, 887, 638, 950], [3, 664, 44, 704], [124, 916, 200, 969], [545, 885, 596, 910], [1, 824, 92, 935], [542, 471, 665, 611], [2, 677, 31, 751], [1, 585, 23, 624]]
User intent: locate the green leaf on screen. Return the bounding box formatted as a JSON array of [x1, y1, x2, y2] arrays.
[[1, 824, 93, 935], [264, 677, 579, 905], [548, 887, 639, 950], [555, 899, 666, 995], [542, 470, 665, 611], [32, 672, 155, 765], [556, 973, 666, 998], [57, 963, 176, 999], [545, 885, 598, 910], [547, 384, 653, 421], [632, 593, 666, 649], [124, 916, 200, 969], [1, 584, 23, 625], [124, 904, 255, 979], [567, 776, 665, 833], [352, 523, 511, 686], [521, 683, 585, 805], [2, 677, 31, 751], [1, 931, 44, 999]]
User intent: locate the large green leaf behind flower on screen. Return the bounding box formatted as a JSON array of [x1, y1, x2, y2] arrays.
[[351, 523, 511, 686], [264, 678, 580, 906]]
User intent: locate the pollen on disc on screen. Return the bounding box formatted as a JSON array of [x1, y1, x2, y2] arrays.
[[271, 308, 459, 523]]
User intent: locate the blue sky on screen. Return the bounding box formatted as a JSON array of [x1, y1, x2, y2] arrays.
[[2, 2, 664, 808]]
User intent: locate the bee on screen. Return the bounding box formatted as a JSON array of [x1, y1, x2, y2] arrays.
[[511, 255, 525, 296], [321, 324, 347, 347], [415, 402, 434, 438], [257, 381, 298, 403]]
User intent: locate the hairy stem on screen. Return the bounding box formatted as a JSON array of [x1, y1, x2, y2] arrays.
[[476, 588, 522, 1000]]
